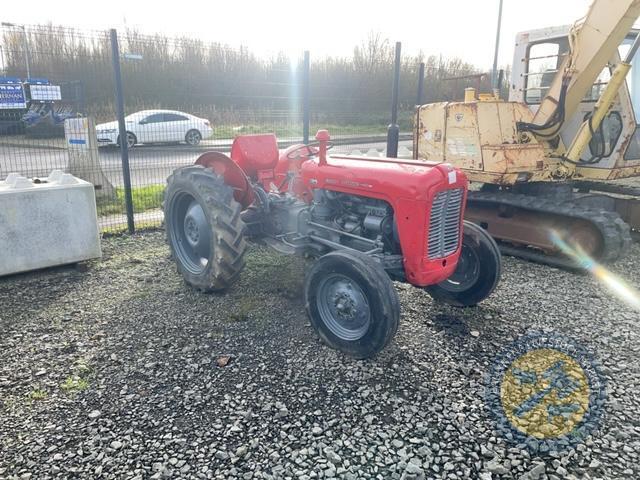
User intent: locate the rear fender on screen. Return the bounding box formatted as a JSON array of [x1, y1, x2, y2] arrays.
[[195, 151, 255, 208]]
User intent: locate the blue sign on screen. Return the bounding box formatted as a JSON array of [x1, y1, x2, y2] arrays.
[[26, 77, 50, 85], [0, 83, 27, 109]]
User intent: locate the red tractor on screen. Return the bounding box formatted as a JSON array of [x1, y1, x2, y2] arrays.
[[164, 130, 501, 358]]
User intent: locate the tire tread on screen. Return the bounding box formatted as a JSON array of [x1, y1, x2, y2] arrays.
[[164, 165, 247, 292]]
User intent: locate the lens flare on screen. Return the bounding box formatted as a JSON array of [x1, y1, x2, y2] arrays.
[[549, 230, 640, 310]]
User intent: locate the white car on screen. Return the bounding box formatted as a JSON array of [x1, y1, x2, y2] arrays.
[[96, 110, 213, 148]]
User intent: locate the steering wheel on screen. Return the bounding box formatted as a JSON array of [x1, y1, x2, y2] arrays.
[[286, 141, 334, 160]]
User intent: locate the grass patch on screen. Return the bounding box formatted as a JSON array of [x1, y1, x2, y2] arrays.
[[211, 111, 413, 140], [29, 389, 48, 400], [61, 375, 90, 393], [101, 221, 163, 235], [229, 297, 261, 322], [243, 247, 305, 298], [97, 185, 165, 217], [60, 358, 93, 393], [213, 123, 395, 139]]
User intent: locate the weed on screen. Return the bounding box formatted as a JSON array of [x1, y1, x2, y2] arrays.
[[29, 389, 48, 400], [61, 376, 89, 393], [75, 360, 92, 376], [229, 297, 260, 322]]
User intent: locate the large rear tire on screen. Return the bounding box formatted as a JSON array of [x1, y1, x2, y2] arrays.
[[304, 250, 400, 359], [425, 221, 501, 307], [164, 165, 247, 292]]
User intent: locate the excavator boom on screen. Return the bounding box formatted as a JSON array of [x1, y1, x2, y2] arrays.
[[530, 0, 640, 137]]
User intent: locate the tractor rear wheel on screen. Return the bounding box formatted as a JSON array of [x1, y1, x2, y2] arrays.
[[164, 165, 247, 292], [304, 250, 400, 359], [425, 221, 501, 307]]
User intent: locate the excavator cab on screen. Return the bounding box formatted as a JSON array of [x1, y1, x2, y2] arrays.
[[511, 27, 640, 177]]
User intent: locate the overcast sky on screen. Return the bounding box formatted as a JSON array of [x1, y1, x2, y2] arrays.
[[2, 0, 595, 68]]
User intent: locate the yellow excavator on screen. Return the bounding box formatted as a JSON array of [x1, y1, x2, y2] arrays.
[[414, 0, 640, 267]]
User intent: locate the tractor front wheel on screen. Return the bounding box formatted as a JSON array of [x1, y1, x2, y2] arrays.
[[304, 250, 400, 359], [425, 221, 501, 307], [164, 165, 247, 292]]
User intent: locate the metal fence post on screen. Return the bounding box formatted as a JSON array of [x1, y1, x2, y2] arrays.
[[496, 68, 505, 98], [416, 62, 425, 106], [302, 50, 310, 144], [110, 28, 135, 234], [387, 42, 401, 158]]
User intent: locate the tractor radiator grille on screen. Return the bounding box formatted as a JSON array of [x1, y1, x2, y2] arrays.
[[427, 188, 464, 259]]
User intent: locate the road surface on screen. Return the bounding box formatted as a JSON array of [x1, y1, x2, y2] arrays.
[[0, 137, 413, 187]]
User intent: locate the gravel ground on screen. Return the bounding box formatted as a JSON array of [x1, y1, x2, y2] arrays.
[[0, 231, 639, 480]]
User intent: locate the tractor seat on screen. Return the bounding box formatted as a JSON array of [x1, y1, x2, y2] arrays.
[[230, 134, 279, 178]]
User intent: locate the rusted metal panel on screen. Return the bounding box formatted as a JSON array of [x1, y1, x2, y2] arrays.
[[415, 100, 551, 184], [476, 102, 503, 146], [443, 102, 482, 171], [498, 102, 523, 143], [482, 144, 545, 173], [576, 163, 640, 180], [415, 103, 446, 162], [476, 102, 545, 178], [476, 101, 532, 146]]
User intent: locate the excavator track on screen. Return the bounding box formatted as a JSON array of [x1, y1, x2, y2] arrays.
[[466, 191, 632, 269], [573, 180, 640, 238], [574, 180, 640, 198]]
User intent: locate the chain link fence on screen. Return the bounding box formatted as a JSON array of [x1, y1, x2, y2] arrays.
[[0, 25, 495, 234]]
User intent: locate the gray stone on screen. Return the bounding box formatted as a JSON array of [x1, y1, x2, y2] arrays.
[[215, 450, 229, 460], [519, 463, 545, 480], [326, 450, 342, 465], [486, 459, 509, 476], [392, 439, 404, 449], [589, 459, 601, 469]]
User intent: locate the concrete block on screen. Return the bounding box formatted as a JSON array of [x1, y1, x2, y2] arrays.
[[0, 170, 102, 276], [366, 148, 382, 157], [397, 146, 413, 158]]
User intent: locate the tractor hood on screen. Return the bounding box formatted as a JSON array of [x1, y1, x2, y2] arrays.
[[301, 154, 468, 287], [301, 155, 467, 203]]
